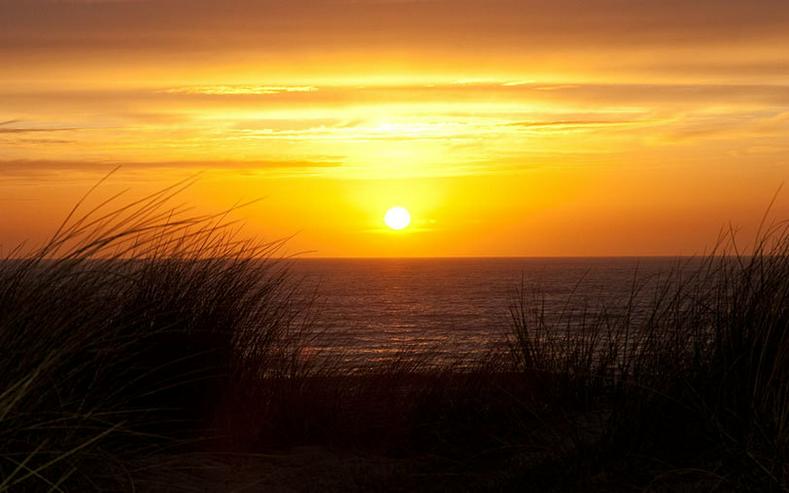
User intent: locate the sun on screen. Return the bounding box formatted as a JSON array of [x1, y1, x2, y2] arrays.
[[384, 206, 411, 230]]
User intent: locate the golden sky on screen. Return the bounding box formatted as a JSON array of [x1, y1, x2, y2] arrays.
[[1, 0, 788, 256]]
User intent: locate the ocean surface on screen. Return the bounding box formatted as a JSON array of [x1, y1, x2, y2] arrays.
[[291, 257, 688, 368]]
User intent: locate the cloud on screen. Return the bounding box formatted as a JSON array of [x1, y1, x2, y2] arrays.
[[506, 120, 643, 128], [2, 0, 788, 57], [0, 128, 79, 134], [161, 86, 318, 96], [13, 138, 75, 145], [0, 120, 80, 134], [0, 158, 342, 177], [5, 82, 789, 112]]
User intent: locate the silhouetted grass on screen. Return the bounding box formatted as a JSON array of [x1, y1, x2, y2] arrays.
[[2, 178, 787, 492], [0, 177, 309, 491], [221, 220, 789, 492], [508, 222, 789, 491]]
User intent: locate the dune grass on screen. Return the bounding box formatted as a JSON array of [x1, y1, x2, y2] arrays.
[[507, 223, 789, 491], [1, 178, 787, 491], [228, 222, 789, 491], [0, 178, 309, 491]]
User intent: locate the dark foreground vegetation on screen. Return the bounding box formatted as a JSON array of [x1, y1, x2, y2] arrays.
[[1, 182, 787, 491]]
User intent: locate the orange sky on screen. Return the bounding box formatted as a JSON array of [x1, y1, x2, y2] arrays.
[[1, 0, 788, 257]]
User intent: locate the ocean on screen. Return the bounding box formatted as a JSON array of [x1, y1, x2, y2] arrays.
[[291, 257, 688, 368]]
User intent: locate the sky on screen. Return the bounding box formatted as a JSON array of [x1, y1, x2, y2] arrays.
[[1, 0, 788, 257]]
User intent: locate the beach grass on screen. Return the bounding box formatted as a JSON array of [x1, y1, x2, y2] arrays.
[[1, 180, 787, 491], [0, 178, 309, 491], [506, 222, 789, 491]]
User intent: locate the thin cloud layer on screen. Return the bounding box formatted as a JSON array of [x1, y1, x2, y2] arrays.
[[1, 0, 788, 256]]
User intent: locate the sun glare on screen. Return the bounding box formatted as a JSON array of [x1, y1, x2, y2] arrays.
[[384, 207, 411, 230]]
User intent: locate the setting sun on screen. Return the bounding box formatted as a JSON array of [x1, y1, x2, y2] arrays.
[[384, 207, 411, 231], [1, 0, 787, 257]]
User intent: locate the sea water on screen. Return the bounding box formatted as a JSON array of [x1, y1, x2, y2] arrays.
[[291, 257, 687, 368]]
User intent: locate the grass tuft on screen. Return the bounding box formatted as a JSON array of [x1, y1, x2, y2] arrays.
[[0, 179, 308, 490]]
